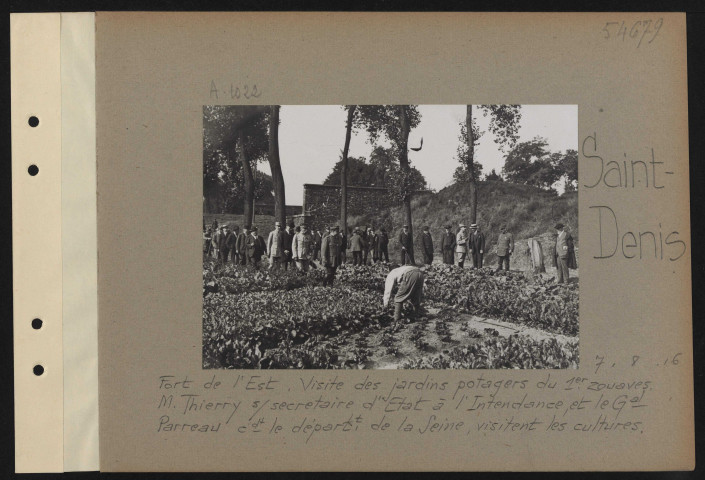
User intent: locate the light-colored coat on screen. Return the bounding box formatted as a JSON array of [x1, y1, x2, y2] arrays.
[[292, 231, 313, 260], [267, 229, 284, 258], [496, 232, 514, 256], [455, 229, 469, 253]]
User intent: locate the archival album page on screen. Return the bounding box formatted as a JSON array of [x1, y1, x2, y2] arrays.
[[19, 11, 694, 472]]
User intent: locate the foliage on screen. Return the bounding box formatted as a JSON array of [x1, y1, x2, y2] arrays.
[[502, 138, 578, 192], [400, 333, 579, 369], [484, 169, 503, 182], [203, 260, 578, 369], [322, 149, 427, 191], [203, 105, 271, 213]]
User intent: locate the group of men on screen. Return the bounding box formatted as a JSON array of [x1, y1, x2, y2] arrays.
[[418, 223, 513, 272], [346, 227, 390, 265], [204, 218, 575, 284]]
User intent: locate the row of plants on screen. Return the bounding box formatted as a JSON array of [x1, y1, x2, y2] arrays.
[[400, 333, 579, 369], [203, 285, 392, 369]]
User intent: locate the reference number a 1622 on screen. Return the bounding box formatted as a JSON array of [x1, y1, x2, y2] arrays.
[[601, 19, 663, 48]]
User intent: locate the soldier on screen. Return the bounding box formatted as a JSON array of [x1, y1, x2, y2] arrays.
[[383, 265, 426, 323], [440, 225, 455, 265], [283, 222, 295, 270], [321, 225, 343, 286], [495, 225, 514, 271], [211, 225, 222, 260], [398, 225, 414, 265], [469, 223, 485, 269], [421, 226, 434, 265], [369, 227, 379, 263], [223, 225, 237, 263], [340, 228, 348, 264], [312, 228, 322, 263], [360, 226, 370, 265], [267, 221, 285, 270], [236, 225, 249, 266], [246, 226, 266, 268], [292, 224, 314, 273], [378, 227, 390, 262], [217, 225, 228, 262], [456, 224, 469, 268], [229, 226, 240, 263], [349, 228, 364, 265]]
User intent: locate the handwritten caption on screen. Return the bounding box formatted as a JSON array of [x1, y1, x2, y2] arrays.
[[581, 132, 687, 262], [152, 352, 681, 443], [601, 18, 663, 48]]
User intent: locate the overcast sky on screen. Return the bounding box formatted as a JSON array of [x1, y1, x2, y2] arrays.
[[258, 105, 577, 204]]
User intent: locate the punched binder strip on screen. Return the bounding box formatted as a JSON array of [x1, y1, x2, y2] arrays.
[[11, 13, 65, 473]]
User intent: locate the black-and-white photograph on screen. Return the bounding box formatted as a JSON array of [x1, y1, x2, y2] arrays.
[[202, 105, 578, 369]]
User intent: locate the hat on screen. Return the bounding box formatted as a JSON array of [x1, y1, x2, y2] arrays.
[[444, 225, 451, 229], [288, 222, 295, 228], [275, 221, 281, 226], [459, 223, 467, 228], [470, 223, 477, 229], [331, 225, 339, 230], [403, 224, 409, 228], [252, 226, 258, 231], [423, 226, 429, 231], [554, 223, 564, 230]]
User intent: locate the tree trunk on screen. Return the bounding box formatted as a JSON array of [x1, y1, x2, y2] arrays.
[[340, 105, 356, 233], [466, 105, 478, 224], [268, 105, 286, 226], [399, 106, 415, 263], [236, 131, 255, 227]]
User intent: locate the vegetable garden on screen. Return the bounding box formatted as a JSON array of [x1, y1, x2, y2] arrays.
[[203, 260, 578, 369]]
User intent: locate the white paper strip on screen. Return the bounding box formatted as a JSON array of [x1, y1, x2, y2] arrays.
[[61, 12, 99, 472], [11, 12, 64, 473]]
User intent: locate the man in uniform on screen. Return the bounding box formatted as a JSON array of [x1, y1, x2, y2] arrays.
[[217, 225, 229, 263], [223, 224, 237, 264], [211, 225, 222, 261], [348, 228, 364, 265], [469, 223, 485, 269], [246, 226, 266, 269], [456, 223, 469, 268], [440, 225, 456, 265], [421, 226, 434, 265], [369, 227, 379, 263], [312, 228, 322, 263], [378, 227, 389, 262], [398, 224, 414, 265], [292, 223, 314, 273], [554, 222, 575, 283], [236, 225, 249, 266], [495, 225, 514, 271], [267, 221, 285, 270], [283, 222, 295, 270], [383, 265, 425, 323], [229, 226, 240, 263], [321, 225, 343, 286], [360, 225, 369, 265]]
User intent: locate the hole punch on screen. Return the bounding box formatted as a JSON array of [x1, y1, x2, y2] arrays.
[[33, 365, 44, 376], [31, 318, 43, 330], [28, 116, 39, 127], [27, 165, 39, 176]]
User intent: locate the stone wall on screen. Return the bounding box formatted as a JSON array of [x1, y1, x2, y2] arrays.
[[302, 184, 431, 231]]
